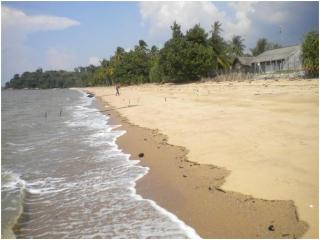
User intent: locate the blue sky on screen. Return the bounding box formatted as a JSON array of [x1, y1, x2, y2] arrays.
[[1, 1, 319, 85]]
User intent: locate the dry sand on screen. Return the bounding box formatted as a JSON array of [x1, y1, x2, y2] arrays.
[[85, 78, 318, 238]]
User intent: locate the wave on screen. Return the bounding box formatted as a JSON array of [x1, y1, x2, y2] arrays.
[[73, 89, 201, 239], [3, 89, 201, 239], [1, 170, 26, 239]]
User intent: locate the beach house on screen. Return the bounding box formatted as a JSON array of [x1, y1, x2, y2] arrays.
[[232, 57, 254, 73], [232, 44, 302, 73]]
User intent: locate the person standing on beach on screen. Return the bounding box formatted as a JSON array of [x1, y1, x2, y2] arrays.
[[116, 83, 120, 96]]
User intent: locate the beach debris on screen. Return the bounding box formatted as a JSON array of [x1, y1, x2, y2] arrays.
[[215, 187, 226, 193], [138, 153, 144, 158], [182, 174, 187, 178], [208, 186, 212, 191], [268, 225, 275, 231], [179, 166, 183, 168], [282, 234, 290, 237], [144, 138, 147, 141], [87, 93, 95, 98]]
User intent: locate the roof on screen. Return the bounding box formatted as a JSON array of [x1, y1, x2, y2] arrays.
[[236, 57, 254, 66], [253, 45, 301, 63]]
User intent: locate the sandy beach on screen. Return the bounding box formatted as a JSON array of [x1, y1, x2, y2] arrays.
[[86, 78, 318, 238]]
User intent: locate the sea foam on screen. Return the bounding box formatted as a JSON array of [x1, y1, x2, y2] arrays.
[[73, 89, 201, 239]]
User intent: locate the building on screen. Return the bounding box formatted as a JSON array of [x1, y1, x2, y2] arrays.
[[232, 57, 254, 73], [232, 44, 302, 73]]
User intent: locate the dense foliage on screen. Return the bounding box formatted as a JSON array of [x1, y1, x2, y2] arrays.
[[301, 31, 319, 77], [5, 22, 239, 89], [5, 23, 315, 89]]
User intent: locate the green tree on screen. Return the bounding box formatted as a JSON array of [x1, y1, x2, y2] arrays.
[[150, 45, 159, 54], [137, 40, 148, 51], [301, 31, 319, 77], [171, 21, 183, 38], [229, 35, 245, 57], [110, 40, 151, 85], [251, 38, 282, 56], [251, 38, 268, 56], [209, 21, 230, 71], [185, 24, 208, 45], [149, 58, 163, 83], [159, 22, 214, 82]]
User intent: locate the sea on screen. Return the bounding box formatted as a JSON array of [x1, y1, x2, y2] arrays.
[[1, 89, 200, 239]]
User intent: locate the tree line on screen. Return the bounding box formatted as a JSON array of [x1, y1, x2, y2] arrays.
[[5, 22, 318, 89]]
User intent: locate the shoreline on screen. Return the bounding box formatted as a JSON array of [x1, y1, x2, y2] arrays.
[[85, 78, 318, 238], [93, 92, 309, 238]]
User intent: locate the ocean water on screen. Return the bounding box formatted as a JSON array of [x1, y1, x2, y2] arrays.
[[1, 89, 200, 239]]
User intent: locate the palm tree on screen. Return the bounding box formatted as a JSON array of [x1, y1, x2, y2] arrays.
[[138, 40, 148, 50], [209, 21, 230, 70], [211, 21, 222, 37], [230, 35, 245, 57]]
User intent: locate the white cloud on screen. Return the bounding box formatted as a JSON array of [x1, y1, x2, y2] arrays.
[[1, 6, 80, 84], [139, 2, 256, 41], [2, 6, 79, 32], [140, 2, 225, 36], [88, 56, 101, 66], [225, 2, 256, 39], [139, 1, 306, 50]]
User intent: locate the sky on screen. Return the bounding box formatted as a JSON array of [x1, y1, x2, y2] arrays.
[[1, 1, 319, 85]]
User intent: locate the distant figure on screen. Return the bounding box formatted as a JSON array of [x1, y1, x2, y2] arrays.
[[59, 108, 63, 117], [115, 84, 120, 96]]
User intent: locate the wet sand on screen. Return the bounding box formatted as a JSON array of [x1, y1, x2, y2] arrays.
[[109, 108, 308, 238], [85, 78, 318, 238]]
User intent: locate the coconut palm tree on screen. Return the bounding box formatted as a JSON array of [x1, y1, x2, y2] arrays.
[[229, 35, 245, 57], [209, 21, 230, 70], [212, 21, 222, 36]]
